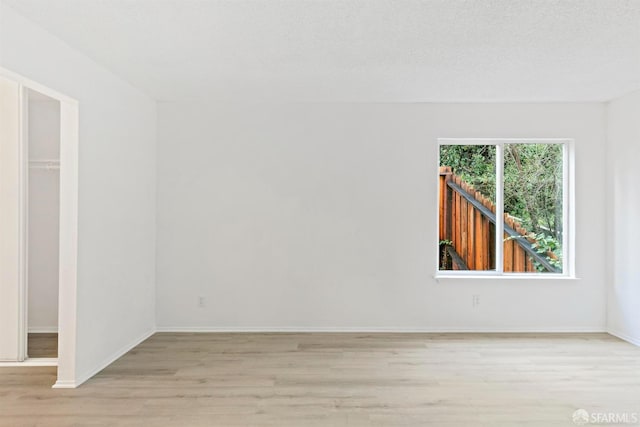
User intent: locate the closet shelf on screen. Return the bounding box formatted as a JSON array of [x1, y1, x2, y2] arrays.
[[29, 159, 60, 170]]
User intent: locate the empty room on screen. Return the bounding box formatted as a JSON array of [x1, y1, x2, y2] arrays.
[[1, 0, 639, 426]]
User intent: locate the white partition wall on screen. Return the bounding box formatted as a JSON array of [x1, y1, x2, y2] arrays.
[[1, 1, 157, 386], [0, 75, 26, 361], [607, 90, 640, 346]]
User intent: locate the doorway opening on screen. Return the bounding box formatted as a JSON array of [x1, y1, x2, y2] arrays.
[[26, 88, 61, 361], [0, 68, 79, 387]]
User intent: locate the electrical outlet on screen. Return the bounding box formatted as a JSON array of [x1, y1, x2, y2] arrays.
[[472, 295, 480, 308], [198, 296, 205, 308]]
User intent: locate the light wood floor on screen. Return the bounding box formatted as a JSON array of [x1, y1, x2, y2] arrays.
[[27, 333, 58, 359], [1, 333, 639, 426]]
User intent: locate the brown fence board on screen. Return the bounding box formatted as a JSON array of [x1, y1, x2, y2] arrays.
[[467, 201, 475, 270], [474, 208, 484, 269], [460, 198, 468, 263], [504, 233, 513, 271]]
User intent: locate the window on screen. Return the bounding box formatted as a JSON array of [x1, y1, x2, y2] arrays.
[[437, 139, 571, 276]]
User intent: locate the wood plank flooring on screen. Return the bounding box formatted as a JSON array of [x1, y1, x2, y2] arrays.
[[27, 333, 58, 359], [1, 333, 639, 426]]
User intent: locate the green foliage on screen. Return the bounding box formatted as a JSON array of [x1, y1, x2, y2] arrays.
[[503, 144, 563, 240], [440, 145, 496, 200], [531, 233, 563, 272]]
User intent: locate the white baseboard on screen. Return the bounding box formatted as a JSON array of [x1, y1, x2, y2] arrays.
[[52, 380, 77, 389], [62, 328, 155, 389], [156, 326, 606, 333], [0, 357, 57, 367], [28, 327, 59, 333], [607, 329, 640, 347]]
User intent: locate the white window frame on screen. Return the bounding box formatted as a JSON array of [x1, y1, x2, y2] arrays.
[[436, 138, 574, 279]]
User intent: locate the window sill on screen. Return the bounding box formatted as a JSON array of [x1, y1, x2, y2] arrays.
[[434, 274, 579, 282]]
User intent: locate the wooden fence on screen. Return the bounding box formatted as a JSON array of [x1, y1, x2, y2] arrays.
[[439, 166, 558, 273]]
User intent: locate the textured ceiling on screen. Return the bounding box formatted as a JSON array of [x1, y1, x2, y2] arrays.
[[3, 0, 640, 102]]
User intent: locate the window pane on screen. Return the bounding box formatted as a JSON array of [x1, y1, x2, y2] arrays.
[[503, 143, 563, 273], [439, 145, 496, 271]]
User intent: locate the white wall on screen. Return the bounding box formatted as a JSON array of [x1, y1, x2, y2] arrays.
[[27, 96, 60, 332], [1, 2, 156, 384], [157, 102, 607, 331], [607, 90, 640, 345]]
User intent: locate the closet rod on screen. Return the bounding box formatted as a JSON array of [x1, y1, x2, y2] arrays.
[[29, 159, 60, 170]]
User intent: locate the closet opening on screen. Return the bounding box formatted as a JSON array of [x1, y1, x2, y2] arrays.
[[26, 88, 60, 361], [0, 68, 78, 387]]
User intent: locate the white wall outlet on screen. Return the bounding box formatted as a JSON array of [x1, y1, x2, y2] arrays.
[[198, 296, 205, 308], [472, 295, 480, 308]]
